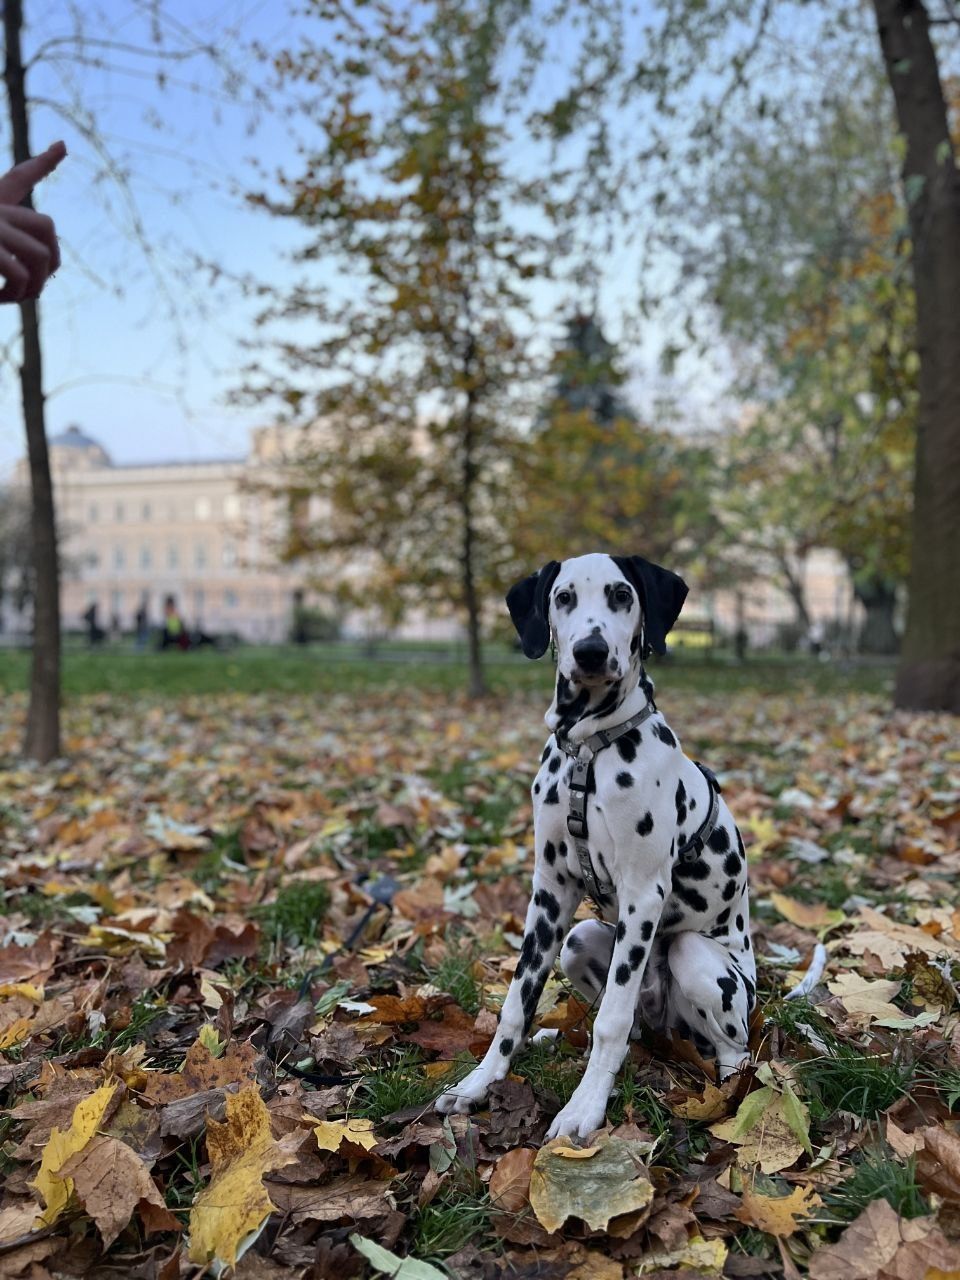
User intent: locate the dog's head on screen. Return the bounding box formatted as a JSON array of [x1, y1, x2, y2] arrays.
[[506, 553, 688, 688]]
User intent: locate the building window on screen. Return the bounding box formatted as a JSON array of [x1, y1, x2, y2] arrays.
[[222, 541, 237, 568], [87, 550, 100, 572], [140, 546, 152, 569], [115, 502, 124, 522], [194, 588, 205, 616], [194, 543, 207, 569], [110, 589, 123, 615], [195, 497, 211, 520], [224, 589, 238, 608], [142, 501, 151, 521], [167, 544, 179, 569], [224, 494, 241, 520], [113, 546, 125, 570], [88, 503, 98, 523]]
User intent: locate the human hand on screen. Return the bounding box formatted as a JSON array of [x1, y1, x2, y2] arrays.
[[0, 141, 66, 304]]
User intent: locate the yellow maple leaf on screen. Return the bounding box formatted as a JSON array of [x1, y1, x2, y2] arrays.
[[314, 1117, 378, 1153], [188, 1084, 295, 1268], [770, 892, 845, 932], [735, 1184, 822, 1236], [0, 1017, 35, 1050], [31, 1082, 118, 1227], [0, 982, 43, 1001]]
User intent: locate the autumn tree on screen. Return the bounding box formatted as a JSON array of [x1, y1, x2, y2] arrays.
[[241, 1, 553, 697], [700, 80, 917, 652], [512, 313, 714, 573], [513, 0, 959, 704], [2, 2, 255, 760]]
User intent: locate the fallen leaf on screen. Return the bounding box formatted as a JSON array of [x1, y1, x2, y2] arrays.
[[31, 1081, 119, 1227], [489, 1147, 536, 1213], [770, 893, 844, 932], [825, 973, 903, 1025], [349, 1232, 446, 1279], [60, 1133, 178, 1246], [314, 1117, 378, 1153], [807, 1198, 932, 1280], [735, 1184, 821, 1237], [529, 1134, 654, 1233], [188, 1083, 296, 1268]]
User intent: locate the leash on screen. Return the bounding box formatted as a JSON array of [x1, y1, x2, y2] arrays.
[[557, 705, 723, 905]]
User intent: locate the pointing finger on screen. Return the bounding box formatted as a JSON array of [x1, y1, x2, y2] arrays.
[[0, 141, 67, 206]]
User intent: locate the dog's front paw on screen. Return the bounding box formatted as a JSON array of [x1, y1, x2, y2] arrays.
[[545, 1090, 608, 1142], [435, 1066, 494, 1116]]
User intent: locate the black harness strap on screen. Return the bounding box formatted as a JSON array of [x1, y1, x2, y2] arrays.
[[676, 762, 722, 863]]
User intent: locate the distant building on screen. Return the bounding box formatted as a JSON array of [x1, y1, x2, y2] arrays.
[[13, 425, 304, 643]]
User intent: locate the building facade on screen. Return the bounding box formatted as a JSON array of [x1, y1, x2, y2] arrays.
[[13, 425, 303, 643]]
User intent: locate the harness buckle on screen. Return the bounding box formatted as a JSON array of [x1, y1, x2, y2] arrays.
[[679, 833, 704, 863], [567, 813, 587, 839]]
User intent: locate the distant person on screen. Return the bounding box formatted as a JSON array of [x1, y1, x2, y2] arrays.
[[160, 595, 189, 651], [734, 624, 748, 663], [83, 602, 104, 647], [0, 142, 66, 304], [135, 595, 150, 649], [808, 620, 825, 659], [110, 613, 121, 643]]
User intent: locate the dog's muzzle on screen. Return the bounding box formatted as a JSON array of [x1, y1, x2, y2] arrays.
[[572, 636, 610, 675]]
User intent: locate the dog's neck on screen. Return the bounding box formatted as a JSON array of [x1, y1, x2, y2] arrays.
[[545, 659, 656, 744]]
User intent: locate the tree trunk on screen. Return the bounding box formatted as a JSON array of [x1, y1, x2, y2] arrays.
[[853, 575, 900, 656], [3, 0, 61, 761], [872, 0, 960, 711], [778, 553, 811, 636], [461, 378, 486, 699]]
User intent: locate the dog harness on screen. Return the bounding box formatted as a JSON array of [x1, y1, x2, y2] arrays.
[[556, 704, 722, 905]]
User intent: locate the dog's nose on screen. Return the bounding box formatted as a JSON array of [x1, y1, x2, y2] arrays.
[[572, 636, 609, 672]]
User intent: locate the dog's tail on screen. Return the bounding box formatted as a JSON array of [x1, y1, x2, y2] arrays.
[[783, 942, 828, 1001]]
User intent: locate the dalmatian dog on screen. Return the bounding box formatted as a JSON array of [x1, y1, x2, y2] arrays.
[[436, 552, 755, 1141]]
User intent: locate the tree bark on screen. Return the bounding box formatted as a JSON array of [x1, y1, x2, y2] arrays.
[[461, 369, 487, 699], [778, 552, 811, 635], [3, 0, 61, 760], [872, 0, 960, 711], [853, 575, 900, 656]]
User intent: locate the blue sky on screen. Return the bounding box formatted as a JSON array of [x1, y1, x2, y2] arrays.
[[0, 0, 849, 478]]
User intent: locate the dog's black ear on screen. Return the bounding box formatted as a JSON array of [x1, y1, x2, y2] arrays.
[[505, 561, 561, 659], [612, 555, 688, 658]]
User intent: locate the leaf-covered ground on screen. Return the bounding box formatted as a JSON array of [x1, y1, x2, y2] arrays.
[[0, 676, 958, 1279]]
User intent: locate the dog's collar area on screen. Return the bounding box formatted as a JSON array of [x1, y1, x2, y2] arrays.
[[557, 706, 724, 904]]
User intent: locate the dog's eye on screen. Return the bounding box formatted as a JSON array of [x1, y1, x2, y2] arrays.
[[615, 587, 633, 605], [555, 590, 572, 607]]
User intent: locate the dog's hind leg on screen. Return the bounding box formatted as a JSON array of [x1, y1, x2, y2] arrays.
[[666, 931, 753, 1079], [436, 866, 580, 1116], [559, 919, 614, 1002]]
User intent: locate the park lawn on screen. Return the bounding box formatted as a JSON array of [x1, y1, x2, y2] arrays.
[[0, 639, 896, 698], [0, 668, 953, 1278]]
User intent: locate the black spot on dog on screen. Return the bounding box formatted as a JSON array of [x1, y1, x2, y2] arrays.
[[717, 974, 738, 1012], [499, 1038, 514, 1054], [630, 633, 640, 653], [548, 754, 561, 774], [565, 932, 582, 954], [604, 581, 634, 612], [662, 911, 684, 929], [535, 918, 553, 950], [640, 920, 654, 941], [558, 840, 567, 857], [616, 728, 641, 763], [693, 1030, 716, 1057], [533, 783, 540, 795], [614, 963, 631, 986], [716, 906, 731, 926], [722, 879, 738, 902], [540, 744, 551, 763], [654, 722, 677, 748], [557, 871, 566, 885], [587, 958, 608, 986], [743, 976, 756, 1007], [616, 771, 634, 789], [656, 884, 665, 897], [710, 924, 729, 938], [543, 841, 556, 865], [735, 914, 744, 932], [689, 796, 696, 811], [636, 811, 654, 836], [696, 1007, 707, 1019], [537, 889, 561, 922], [516, 933, 537, 978], [628, 903, 636, 914], [544, 783, 559, 806], [673, 857, 710, 882], [724, 1023, 737, 1039], [675, 780, 687, 826], [708, 826, 730, 854], [743, 936, 751, 950], [616, 920, 626, 942], [628, 945, 645, 968], [556, 925, 564, 941], [673, 882, 709, 914], [723, 851, 742, 877]]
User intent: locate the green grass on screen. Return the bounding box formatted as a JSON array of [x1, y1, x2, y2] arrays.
[[353, 1049, 441, 1122], [795, 1044, 914, 1120], [412, 1180, 492, 1258], [0, 642, 895, 698], [254, 880, 331, 947], [428, 937, 484, 1016], [823, 1151, 929, 1223]]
